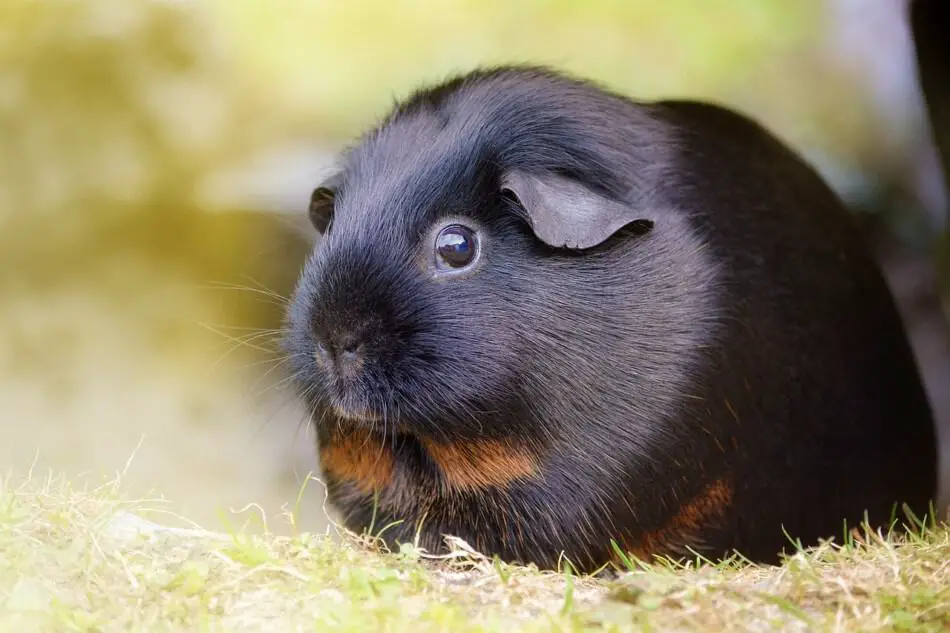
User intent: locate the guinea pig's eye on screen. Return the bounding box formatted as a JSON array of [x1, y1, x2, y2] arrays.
[[435, 224, 478, 269]]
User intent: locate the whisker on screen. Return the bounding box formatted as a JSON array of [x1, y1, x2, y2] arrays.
[[195, 322, 281, 365], [249, 370, 300, 402], [192, 280, 291, 308], [375, 393, 391, 486], [232, 354, 291, 373], [247, 393, 301, 442], [247, 371, 318, 441], [229, 330, 287, 348], [194, 323, 290, 335], [239, 274, 290, 297]]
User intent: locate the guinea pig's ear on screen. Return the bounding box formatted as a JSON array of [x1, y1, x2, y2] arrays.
[[308, 172, 342, 234], [500, 169, 654, 250]]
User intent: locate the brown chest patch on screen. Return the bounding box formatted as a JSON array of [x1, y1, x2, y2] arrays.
[[421, 438, 540, 493], [319, 429, 394, 495], [623, 479, 733, 562]]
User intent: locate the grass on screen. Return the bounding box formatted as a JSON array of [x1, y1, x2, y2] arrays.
[[1, 470, 948, 633]]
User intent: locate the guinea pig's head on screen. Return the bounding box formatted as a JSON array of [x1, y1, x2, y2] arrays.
[[285, 67, 716, 449]]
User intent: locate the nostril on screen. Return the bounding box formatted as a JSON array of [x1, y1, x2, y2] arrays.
[[314, 339, 333, 366], [340, 339, 361, 355], [338, 341, 364, 370]]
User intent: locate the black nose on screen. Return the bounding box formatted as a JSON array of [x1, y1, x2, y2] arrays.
[[314, 331, 365, 376]]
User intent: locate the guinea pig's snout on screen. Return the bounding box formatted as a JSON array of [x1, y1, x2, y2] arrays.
[[314, 330, 365, 379]]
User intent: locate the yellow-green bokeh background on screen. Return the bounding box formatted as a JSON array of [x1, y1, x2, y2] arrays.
[[2, 0, 947, 533]]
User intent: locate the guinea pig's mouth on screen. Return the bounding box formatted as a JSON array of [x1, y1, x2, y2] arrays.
[[314, 372, 384, 423]]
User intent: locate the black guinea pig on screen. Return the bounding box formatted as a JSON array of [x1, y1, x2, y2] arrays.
[[284, 65, 938, 572]]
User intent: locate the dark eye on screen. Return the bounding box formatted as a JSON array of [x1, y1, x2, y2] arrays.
[[435, 224, 478, 269]]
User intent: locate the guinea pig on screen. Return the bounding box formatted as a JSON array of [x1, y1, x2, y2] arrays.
[[283, 65, 938, 572]]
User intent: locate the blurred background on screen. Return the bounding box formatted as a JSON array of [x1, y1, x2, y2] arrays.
[[1, 0, 947, 535]]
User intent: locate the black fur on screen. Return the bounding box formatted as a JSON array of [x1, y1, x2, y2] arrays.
[[284, 66, 938, 572]]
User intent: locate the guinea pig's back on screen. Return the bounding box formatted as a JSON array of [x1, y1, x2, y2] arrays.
[[650, 100, 938, 555]]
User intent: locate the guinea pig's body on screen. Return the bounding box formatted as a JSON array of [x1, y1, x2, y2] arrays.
[[285, 66, 938, 572]]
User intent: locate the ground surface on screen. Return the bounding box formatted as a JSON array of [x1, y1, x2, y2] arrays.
[[1, 472, 948, 633]]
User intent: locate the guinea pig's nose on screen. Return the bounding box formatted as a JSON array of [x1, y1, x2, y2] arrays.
[[315, 331, 365, 377], [336, 338, 364, 371]]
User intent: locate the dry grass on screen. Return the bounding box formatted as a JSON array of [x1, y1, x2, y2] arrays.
[[0, 470, 948, 633]]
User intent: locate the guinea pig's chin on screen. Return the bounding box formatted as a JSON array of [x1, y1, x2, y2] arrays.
[[323, 393, 385, 427], [331, 404, 382, 425]]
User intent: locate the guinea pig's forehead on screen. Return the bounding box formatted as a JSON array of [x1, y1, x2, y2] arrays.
[[332, 179, 418, 240], [361, 111, 447, 167], [337, 121, 480, 233]]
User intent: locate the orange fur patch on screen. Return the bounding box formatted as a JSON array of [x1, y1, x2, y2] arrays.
[[622, 479, 733, 561], [319, 429, 394, 494], [422, 438, 539, 492]]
